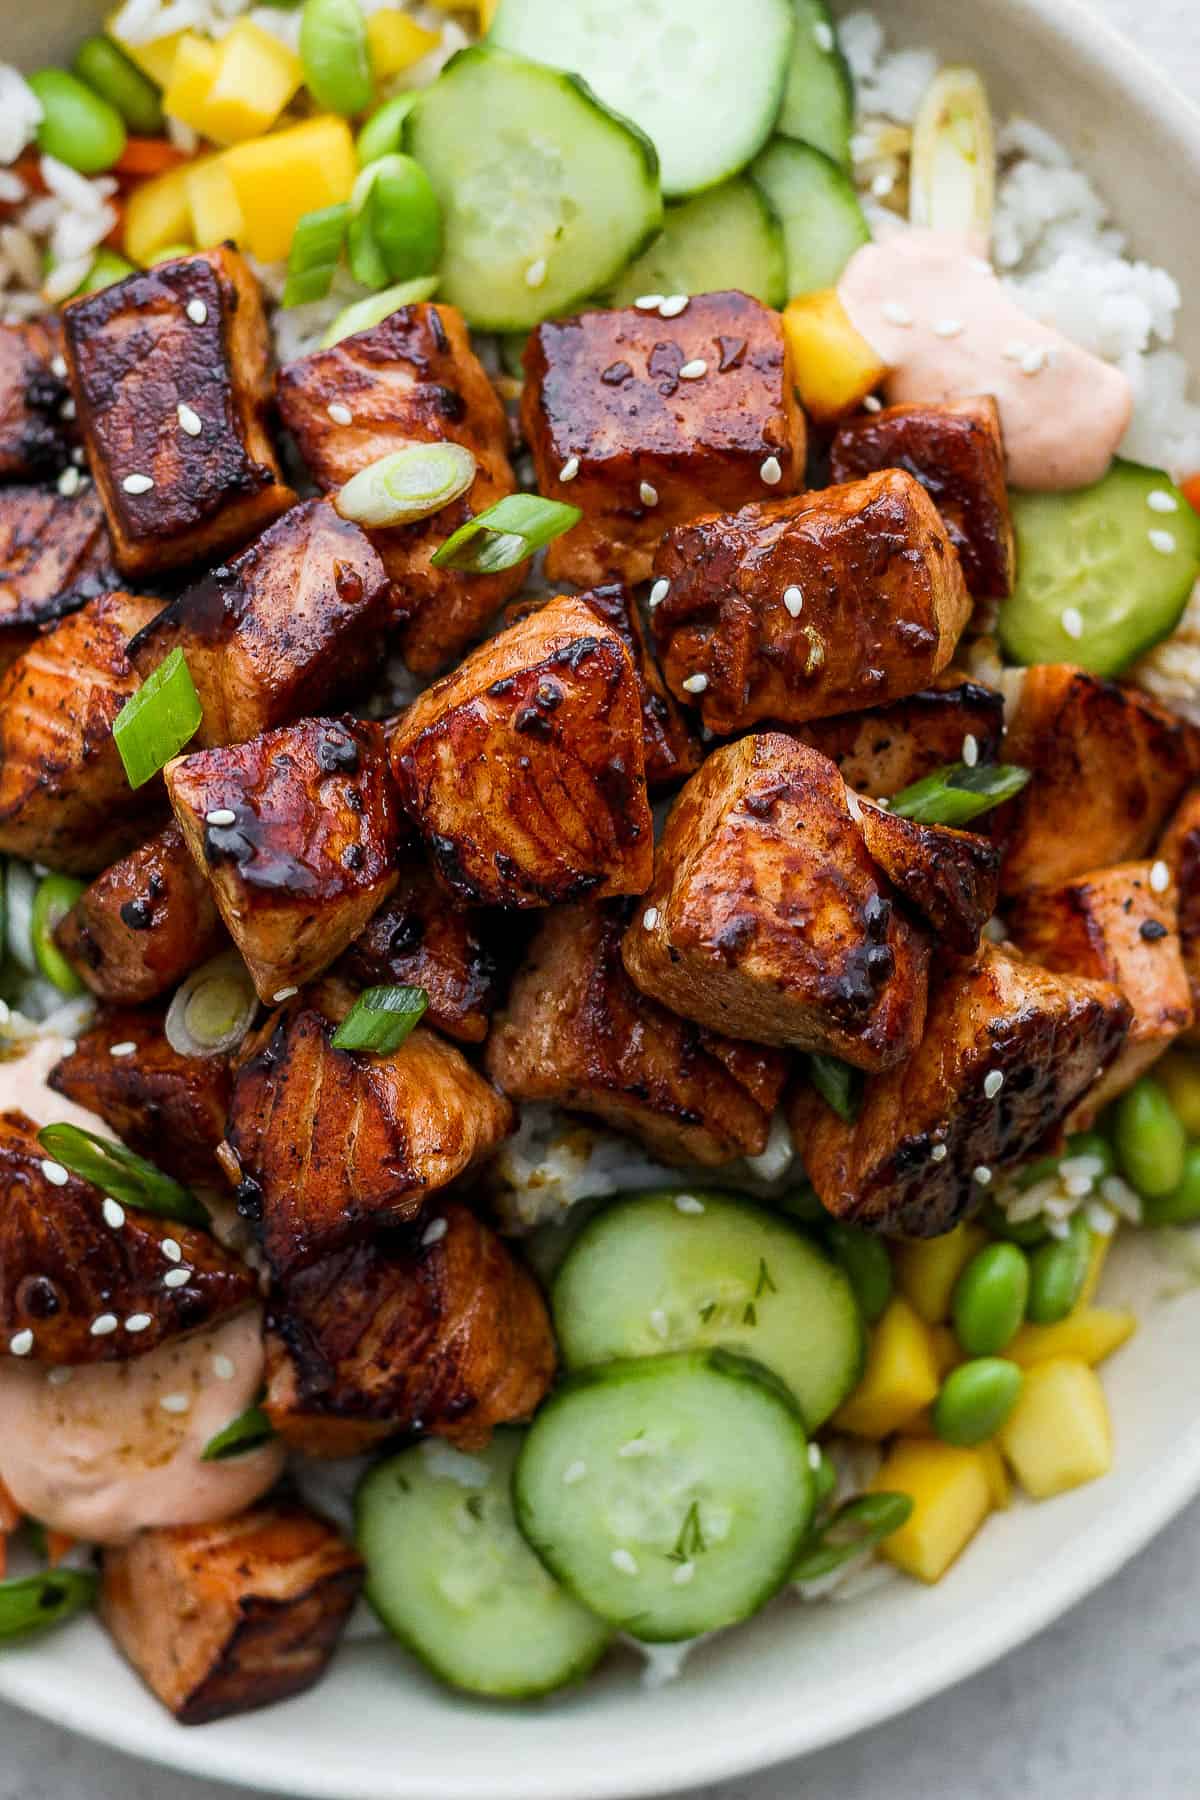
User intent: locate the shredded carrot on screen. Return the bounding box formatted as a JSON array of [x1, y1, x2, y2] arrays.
[[116, 137, 190, 180], [45, 1530, 76, 1568], [102, 204, 128, 252], [1179, 473, 1200, 516], [0, 1477, 21, 1580]]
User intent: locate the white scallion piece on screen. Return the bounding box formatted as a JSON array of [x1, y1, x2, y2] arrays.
[[335, 444, 477, 530], [909, 65, 996, 239]]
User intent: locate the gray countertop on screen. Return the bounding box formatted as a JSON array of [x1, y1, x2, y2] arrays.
[[2, 0, 1197, 1794]]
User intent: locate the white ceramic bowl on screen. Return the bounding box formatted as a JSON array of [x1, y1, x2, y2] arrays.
[[6, 2, 1200, 1793]]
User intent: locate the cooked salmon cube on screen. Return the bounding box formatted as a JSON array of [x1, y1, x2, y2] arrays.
[[225, 979, 513, 1281], [166, 717, 402, 1002], [789, 945, 1132, 1236], [829, 397, 1015, 598], [522, 291, 806, 588], [0, 1107, 256, 1364], [997, 665, 1196, 895], [651, 470, 971, 733], [1159, 786, 1200, 1045], [339, 866, 499, 1044], [486, 903, 788, 1167], [1008, 860, 1193, 1117], [0, 589, 162, 874], [63, 248, 295, 580], [128, 500, 389, 748], [856, 802, 1001, 955], [54, 822, 226, 1007], [276, 303, 520, 673], [389, 593, 653, 908], [263, 1200, 555, 1455], [101, 1503, 363, 1725], [0, 482, 117, 673], [795, 679, 1006, 797], [0, 318, 74, 479]]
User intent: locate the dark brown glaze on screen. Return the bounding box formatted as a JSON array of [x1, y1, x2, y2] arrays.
[[856, 802, 1000, 955], [621, 735, 930, 1069], [0, 483, 117, 673], [48, 1011, 232, 1187], [127, 500, 389, 747], [263, 1200, 556, 1455], [62, 248, 295, 579], [829, 397, 1015, 598], [486, 903, 788, 1167], [996, 665, 1197, 895], [389, 593, 653, 908], [789, 945, 1132, 1236], [339, 866, 499, 1044], [521, 292, 807, 587], [0, 318, 74, 480], [1159, 785, 1200, 1046], [224, 980, 513, 1281], [794, 679, 1006, 797], [276, 303, 520, 673], [165, 717, 401, 1002], [651, 470, 971, 733], [0, 1107, 256, 1363], [101, 1505, 363, 1725], [0, 590, 162, 873]]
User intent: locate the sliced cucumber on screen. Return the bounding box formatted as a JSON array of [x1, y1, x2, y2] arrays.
[[999, 459, 1200, 676], [750, 138, 869, 298], [489, 0, 795, 199], [356, 1433, 612, 1699], [608, 179, 787, 310], [777, 0, 854, 168], [552, 1189, 863, 1428], [515, 1351, 813, 1641]]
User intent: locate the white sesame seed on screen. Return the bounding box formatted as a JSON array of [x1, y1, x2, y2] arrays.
[[969, 257, 994, 277], [931, 1143, 948, 1162], [1149, 528, 1177, 555], [57, 465, 82, 497], [1151, 859, 1171, 893], [563, 1459, 588, 1485], [327, 401, 352, 426], [634, 294, 665, 311], [659, 294, 689, 318], [870, 171, 895, 199], [51, 354, 68, 378], [619, 1437, 653, 1458], [861, 394, 882, 412], [102, 1198, 125, 1230], [674, 1194, 705, 1215], [524, 257, 547, 289], [1060, 606, 1084, 641], [1148, 489, 1179, 513], [1020, 346, 1047, 375], [110, 1041, 137, 1057], [1063, 1174, 1094, 1199], [421, 1217, 448, 1247], [760, 455, 783, 485], [9, 1330, 34, 1357], [125, 1313, 152, 1333], [672, 1560, 697, 1585], [41, 1160, 69, 1187], [611, 1549, 639, 1576], [643, 907, 660, 930], [984, 1070, 1004, 1099], [90, 1313, 119, 1337], [163, 1267, 191, 1289], [60, 397, 76, 420], [186, 298, 208, 325], [1085, 1200, 1118, 1237], [933, 317, 965, 338], [846, 790, 863, 824], [205, 807, 236, 826], [640, 480, 659, 507], [807, 1443, 822, 1470], [649, 1308, 669, 1339], [678, 359, 708, 381], [272, 986, 298, 1003], [160, 1392, 191, 1414], [177, 401, 203, 436], [813, 18, 834, 49], [961, 733, 979, 768], [47, 1366, 73, 1387], [682, 672, 709, 695], [973, 1165, 993, 1186], [882, 301, 912, 327], [783, 585, 804, 617], [649, 578, 670, 609], [558, 456, 580, 483], [71, 447, 86, 466], [1002, 339, 1028, 362], [162, 1238, 182, 1264], [213, 1354, 236, 1381], [875, 796, 891, 809], [121, 473, 154, 494]]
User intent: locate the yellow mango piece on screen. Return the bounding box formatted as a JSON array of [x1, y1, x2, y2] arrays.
[[106, 13, 183, 88], [893, 1222, 987, 1325], [123, 162, 193, 265], [1156, 1050, 1200, 1136], [199, 21, 304, 144], [429, 0, 496, 17], [976, 1439, 1011, 1510], [186, 156, 244, 250], [220, 116, 357, 263], [1077, 1228, 1112, 1309], [929, 1324, 962, 1376], [1007, 1307, 1136, 1371], [999, 1357, 1112, 1499], [162, 33, 220, 138], [870, 1439, 992, 1583], [366, 10, 441, 76], [782, 287, 889, 423], [833, 1297, 940, 1439]]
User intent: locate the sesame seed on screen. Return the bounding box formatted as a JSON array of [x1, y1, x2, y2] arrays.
[[205, 807, 236, 826], [862, 394, 882, 412], [674, 1194, 705, 1215], [327, 401, 352, 426], [1063, 1174, 1094, 1199], [1002, 339, 1028, 362], [1060, 606, 1084, 640], [611, 1549, 639, 1576], [760, 455, 783, 486], [973, 1165, 993, 1186], [60, 398, 76, 420], [563, 1460, 588, 1485], [871, 170, 895, 199], [783, 585, 804, 617], [968, 256, 994, 277], [634, 294, 665, 311], [102, 1197, 125, 1230], [619, 1437, 653, 1458], [672, 1560, 697, 1585], [160, 1393, 191, 1414], [643, 907, 660, 930], [110, 1041, 137, 1057], [213, 1354, 236, 1381], [9, 1330, 33, 1357], [807, 1444, 822, 1470], [90, 1313, 119, 1337], [125, 1313, 152, 1333], [649, 1308, 669, 1339], [1148, 489, 1179, 513], [813, 18, 834, 49], [558, 456, 580, 483], [272, 986, 298, 1002], [984, 1069, 1004, 1099], [41, 1160, 69, 1187], [930, 1143, 948, 1162], [177, 401, 202, 436], [682, 672, 709, 694], [649, 578, 670, 609], [1149, 528, 1177, 555], [961, 733, 979, 767], [47, 1367, 72, 1387], [882, 301, 912, 327], [524, 257, 547, 289], [845, 790, 863, 824], [1151, 859, 1171, 893], [122, 473, 154, 494], [421, 1217, 448, 1247], [933, 318, 965, 338], [659, 294, 689, 318], [51, 355, 67, 378], [186, 298, 208, 325], [163, 1268, 191, 1289], [162, 1239, 182, 1264], [57, 465, 82, 497], [640, 480, 659, 507], [1020, 346, 1047, 375], [678, 359, 708, 381]]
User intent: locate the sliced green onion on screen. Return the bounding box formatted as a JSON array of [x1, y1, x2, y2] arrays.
[[201, 1404, 275, 1462], [331, 985, 428, 1053], [282, 202, 350, 308], [5, 860, 37, 974], [809, 1053, 862, 1124], [0, 1569, 98, 1643], [430, 494, 582, 575], [335, 444, 476, 529], [31, 875, 86, 996], [888, 761, 1030, 827], [37, 1122, 208, 1227], [320, 275, 438, 348], [791, 1492, 914, 1582], [113, 647, 203, 790], [356, 92, 418, 167], [909, 65, 995, 239], [347, 169, 390, 290], [165, 950, 258, 1059]]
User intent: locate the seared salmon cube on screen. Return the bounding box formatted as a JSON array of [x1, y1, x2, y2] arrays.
[[651, 470, 971, 733], [339, 867, 499, 1044], [276, 303, 520, 673], [101, 1504, 363, 1725], [389, 593, 653, 908], [0, 482, 117, 673], [789, 945, 1132, 1236], [1160, 786, 1200, 1044], [829, 397, 1015, 598], [486, 904, 788, 1167], [522, 291, 806, 588], [856, 801, 1001, 955], [63, 248, 295, 580], [0, 318, 74, 479], [795, 679, 1006, 798], [166, 718, 401, 1002]]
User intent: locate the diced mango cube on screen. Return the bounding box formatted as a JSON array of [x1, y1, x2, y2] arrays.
[[1007, 1307, 1136, 1371], [893, 1222, 988, 1325], [782, 287, 889, 423], [200, 21, 303, 144], [870, 1438, 992, 1582], [220, 116, 357, 263], [1077, 1228, 1112, 1309], [833, 1297, 940, 1439], [366, 10, 440, 76], [999, 1357, 1112, 1499], [162, 33, 221, 138], [106, 12, 183, 88], [186, 156, 245, 249], [123, 162, 194, 265], [976, 1439, 1011, 1510]]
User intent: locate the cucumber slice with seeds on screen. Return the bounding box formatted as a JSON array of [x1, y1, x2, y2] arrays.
[[750, 137, 869, 298], [608, 178, 787, 310], [778, 0, 854, 168]]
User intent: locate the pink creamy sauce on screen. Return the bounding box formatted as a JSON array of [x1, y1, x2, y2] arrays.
[[838, 227, 1133, 490]]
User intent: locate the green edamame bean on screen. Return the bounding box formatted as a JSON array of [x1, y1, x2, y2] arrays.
[[1113, 1075, 1187, 1199], [1026, 1211, 1090, 1324], [932, 1357, 1023, 1446], [356, 92, 417, 166], [365, 153, 441, 282], [28, 68, 127, 175], [1156, 1052, 1200, 1137], [78, 249, 136, 295], [31, 874, 85, 996], [1142, 1143, 1200, 1226], [824, 1220, 893, 1324], [149, 243, 198, 265], [301, 0, 373, 117], [951, 1242, 1029, 1355], [72, 35, 164, 135]]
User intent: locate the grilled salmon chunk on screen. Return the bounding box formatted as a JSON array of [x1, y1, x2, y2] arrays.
[[1159, 786, 1200, 1044], [522, 291, 806, 588], [166, 717, 401, 1002], [263, 1201, 555, 1455], [650, 470, 971, 733], [225, 981, 513, 1281], [0, 318, 74, 479], [795, 681, 1006, 797], [0, 1107, 255, 1362], [829, 397, 1015, 598], [101, 1504, 363, 1725], [276, 303, 520, 672], [0, 589, 162, 873], [339, 866, 499, 1044], [0, 482, 117, 673], [63, 248, 295, 579], [487, 903, 788, 1166], [789, 945, 1132, 1236], [128, 500, 389, 747], [389, 593, 653, 907], [856, 802, 1001, 955]]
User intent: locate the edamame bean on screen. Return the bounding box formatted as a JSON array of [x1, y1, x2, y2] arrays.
[[1025, 1211, 1090, 1324], [28, 68, 127, 175], [365, 153, 441, 282], [356, 92, 417, 166], [1155, 1051, 1200, 1138], [72, 35, 164, 135], [31, 874, 85, 996], [1142, 1143, 1200, 1227], [932, 1357, 1023, 1446], [951, 1242, 1029, 1355], [824, 1221, 893, 1324], [78, 249, 136, 294], [301, 0, 373, 116], [1113, 1075, 1187, 1199]]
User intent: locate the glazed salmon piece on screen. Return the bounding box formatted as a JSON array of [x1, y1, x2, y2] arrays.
[[0, 482, 117, 673], [794, 679, 1006, 799], [339, 867, 500, 1044], [1159, 786, 1200, 1044], [486, 904, 788, 1168], [0, 317, 74, 480], [856, 801, 1001, 956], [101, 1503, 363, 1724]]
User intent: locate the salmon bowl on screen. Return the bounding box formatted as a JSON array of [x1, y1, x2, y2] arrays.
[[1, 0, 1200, 1792]]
